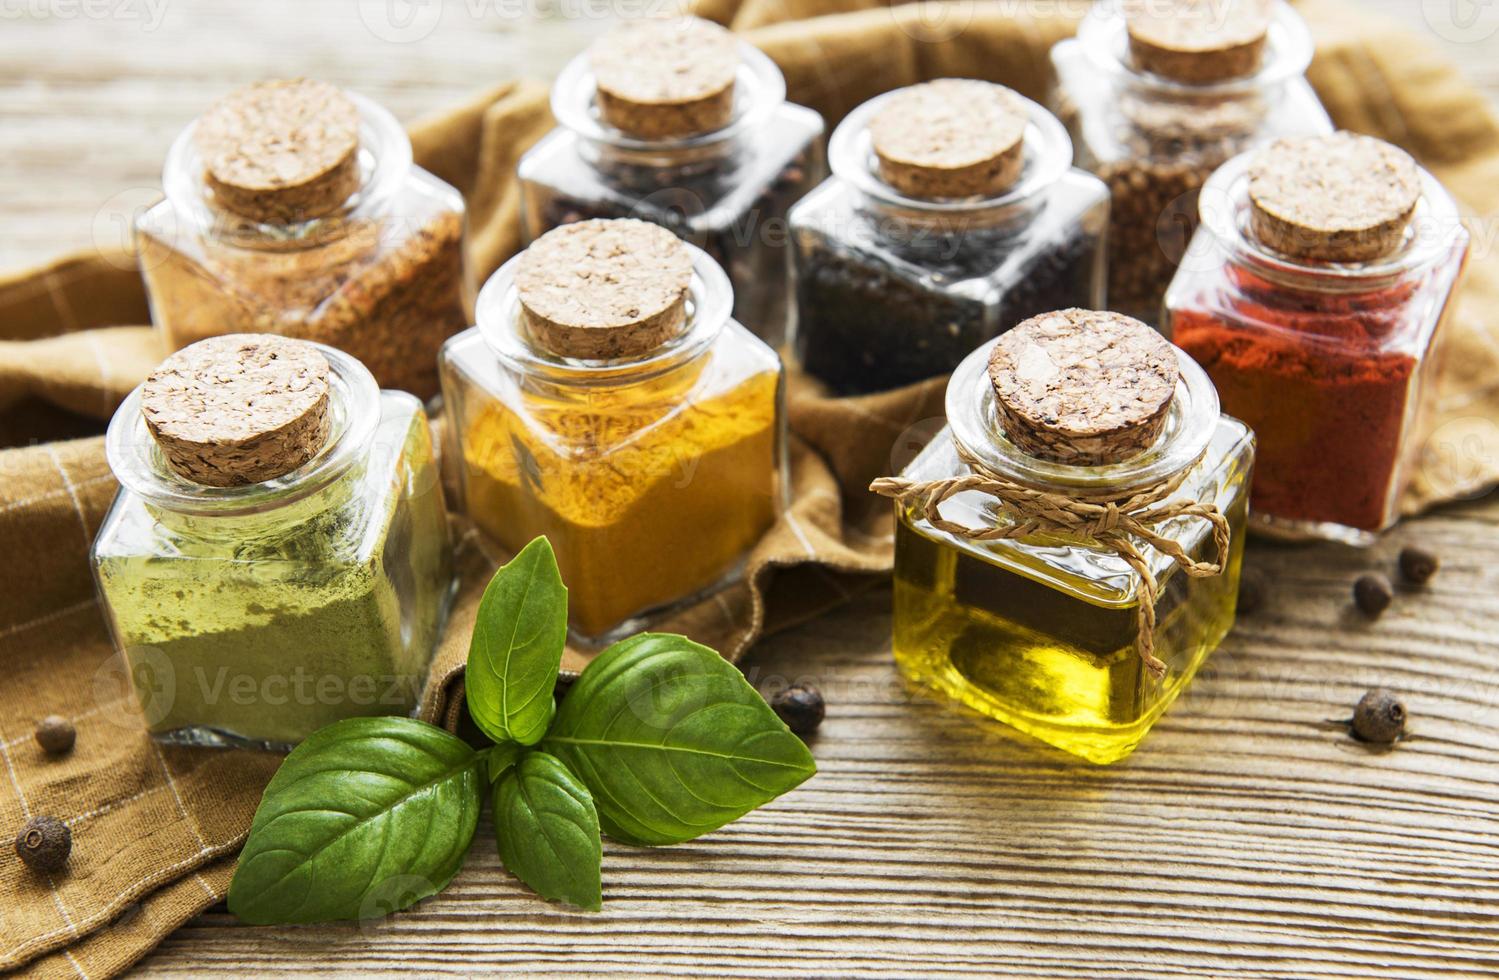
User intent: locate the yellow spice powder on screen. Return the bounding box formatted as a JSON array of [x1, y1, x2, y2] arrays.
[[462, 368, 780, 638]]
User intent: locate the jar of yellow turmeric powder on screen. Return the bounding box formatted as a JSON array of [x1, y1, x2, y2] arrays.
[[440, 219, 784, 643]]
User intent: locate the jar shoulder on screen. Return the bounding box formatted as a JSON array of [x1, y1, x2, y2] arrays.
[[1164, 231, 1471, 358], [897, 417, 1253, 603], [92, 392, 438, 569], [440, 323, 782, 457], [517, 104, 824, 232], [1052, 39, 1333, 166], [791, 172, 1108, 287]]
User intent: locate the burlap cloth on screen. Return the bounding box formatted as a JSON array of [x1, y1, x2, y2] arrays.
[[3, 0, 1498, 975]]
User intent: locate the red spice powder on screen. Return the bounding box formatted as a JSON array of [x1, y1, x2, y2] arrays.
[[1172, 268, 1418, 532]]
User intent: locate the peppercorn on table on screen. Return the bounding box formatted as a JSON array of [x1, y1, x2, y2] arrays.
[[5, 2, 1499, 977]]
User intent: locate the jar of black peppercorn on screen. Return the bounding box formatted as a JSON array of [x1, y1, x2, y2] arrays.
[[788, 79, 1108, 396], [517, 17, 825, 348], [1051, 0, 1331, 324]]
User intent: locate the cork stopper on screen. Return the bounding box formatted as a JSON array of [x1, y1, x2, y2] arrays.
[[987, 309, 1179, 466], [1247, 132, 1422, 263], [141, 334, 333, 487], [195, 79, 361, 224], [590, 18, 739, 140], [1125, 0, 1272, 85], [515, 219, 695, 360], [869, 80, 1028, 199]]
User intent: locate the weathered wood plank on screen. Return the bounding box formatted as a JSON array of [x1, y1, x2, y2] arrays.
[[3, 1, 1497, 976]]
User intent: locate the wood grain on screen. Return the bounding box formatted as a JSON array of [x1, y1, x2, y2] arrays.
[[3, 1, 1498, 977]]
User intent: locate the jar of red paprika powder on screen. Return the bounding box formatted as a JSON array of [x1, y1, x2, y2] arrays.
[[1163, 132, 1469, 544]]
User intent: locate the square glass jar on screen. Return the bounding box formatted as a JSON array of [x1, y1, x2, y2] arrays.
[[789, 89, 1108, 395], [1050, 0, 1331, 324], [518, 40, 824, 348], [92, 346, 455, 750], [890, 339, 1253, 764], [1164, 151, 1469, 544], [136, 88, 471, 400], [440, 239, 785, 645]]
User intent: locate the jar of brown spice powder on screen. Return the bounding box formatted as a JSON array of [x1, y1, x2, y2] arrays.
[[136, 78, 471, 400], [1050, 0, 1331, 324]]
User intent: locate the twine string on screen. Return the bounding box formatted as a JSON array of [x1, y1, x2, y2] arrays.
[[870, 443, 1231, 679]]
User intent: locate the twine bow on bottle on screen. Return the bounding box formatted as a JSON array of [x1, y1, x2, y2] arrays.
[[870, 444, 1232, 679]]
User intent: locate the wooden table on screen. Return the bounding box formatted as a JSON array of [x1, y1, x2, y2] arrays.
[[4, 2, 1498, 976]]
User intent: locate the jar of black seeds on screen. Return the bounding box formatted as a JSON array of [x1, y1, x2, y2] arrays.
[[517, 17, 825, 348], [1051, 0, 1331, 324], [788, 79, 1108, 396]]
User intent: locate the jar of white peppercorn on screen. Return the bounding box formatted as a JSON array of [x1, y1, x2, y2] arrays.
[[517, 17, 825, 348], [136, 79, 471, 400], [789, 79, 1108, 395], [1051, 0, 1331, 324]]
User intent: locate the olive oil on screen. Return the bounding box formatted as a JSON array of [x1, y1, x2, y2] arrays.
[[879, 310, 1254, 764], [892, 477, 1247, 764]]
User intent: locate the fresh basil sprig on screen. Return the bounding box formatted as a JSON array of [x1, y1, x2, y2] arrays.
[[227, 536, 815, 922]]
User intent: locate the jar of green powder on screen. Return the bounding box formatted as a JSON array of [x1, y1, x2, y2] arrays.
[[92, 334, 455, 750]]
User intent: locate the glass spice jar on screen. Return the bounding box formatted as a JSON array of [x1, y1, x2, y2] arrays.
[[1164, 132, 1469, 544], [91, 335, 456, 750], [440, 219, 785, 645], [1050, 0, 1331, 324], [789, 79, 1109, 396], [874, 309, 1253, 764], [517, 17, 825, 348], [136, 79, 471, 400]]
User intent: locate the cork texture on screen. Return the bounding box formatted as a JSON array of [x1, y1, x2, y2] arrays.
[[140, 334, 333, 487], [987, 309, 1179, 466], [1248, 132, 1422, 263], [195, 79, 361, 224], [515, 219, 694, 360], [590, 18, 739, 140], [1125, 0, 1271, 84], [869, 79, 1028, 199]]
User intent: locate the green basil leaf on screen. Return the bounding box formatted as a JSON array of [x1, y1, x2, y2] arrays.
[[542, 634, 817, 846], [466, 536, 568, 746], [228, 717, 482, 925], [486, 742, 524, 785], [493, 752, 602, 911]]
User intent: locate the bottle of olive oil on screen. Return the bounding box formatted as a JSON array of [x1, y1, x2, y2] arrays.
[[882, 309, 1254, 764]]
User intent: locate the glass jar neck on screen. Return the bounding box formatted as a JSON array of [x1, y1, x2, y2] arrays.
[[552, 38, 787, 180], [1191, 150, 1467, 296], [162, 90, 413, 249], [474, 238, 734, 395], [1077, 0, 1314, 101], [944, 337, 1220, 496], [828, 88, 1073, 237], [106, 345, 383, 529]]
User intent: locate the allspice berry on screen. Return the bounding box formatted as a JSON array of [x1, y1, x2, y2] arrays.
[[1351, 689, 1406, 744], [771, 685, 825, 737], [35, 716, 76, 755], [15, 816, 71, 873], [1353, 573, 1393, 618], [1398, 546, 1439, 586]]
